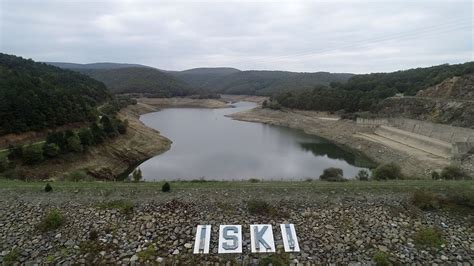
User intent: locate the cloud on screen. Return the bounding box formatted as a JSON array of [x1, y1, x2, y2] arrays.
[[0, 0, 472, 73]]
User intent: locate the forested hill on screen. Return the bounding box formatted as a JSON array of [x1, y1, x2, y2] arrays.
[[0, 53, 110, 135], [273, 62, 474, 113], [171, 68, 353, 95], [75, 67, 193, 96], [49, 63, 195, 97]]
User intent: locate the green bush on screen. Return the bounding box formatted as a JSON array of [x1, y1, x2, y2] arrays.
[[162, 182, 171, 192], [78, 128, 95, 146], [440, 165, 470, 180], [431, 171, 440, 180], [372, 162, 403, 180], [7, 144, 23, 160], [66, 133, 83, 153], [132, 168, 142, 182], [320, 167, 346, 181], [37, 209, 65, 232], [373, 251, 390, 266], [356, 169, 370, 181], [23, 145, 44, 165], [247, 199, 276, 216], [249, 178, 260, 183], [411, 191, 440, 210], [3, 248, 19, 266], [43, 143, 60, 158], [0, 156, 10, 172], [44, 183, 53, 192], [414, 227, 445, 249]]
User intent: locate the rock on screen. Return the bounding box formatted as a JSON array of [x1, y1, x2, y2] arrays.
[[184, 243, 193, 249], [172, 249, 179, 255], [441, 255, 448, 261], [130, 255, 139, 262], [325, 225, 335, 230]]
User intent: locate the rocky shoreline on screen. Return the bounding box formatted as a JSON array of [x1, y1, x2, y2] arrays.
[[0, 181, 473, 265]]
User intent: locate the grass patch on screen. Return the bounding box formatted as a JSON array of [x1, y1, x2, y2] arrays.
[[372, 251, 390, 266], [96, 199, 133, 214], [247, 199, 277, 217], [414, 227, 445, 249], [411, 190, 474, 212], [3, 248, 20, 266], [37, 209, 65, 232], [137, 245, 156, 261], [258, 253, 289, 266]]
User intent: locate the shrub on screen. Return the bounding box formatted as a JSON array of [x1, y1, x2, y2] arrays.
[[0, 156, 10, 172], [356, 169, 370, 181], [100, 115, 118, 137], [132, 168, 142, 182], [440, 165, 469, 180], [116, 119, 128, 135], [46, 132, 67, 150], [411, 191, 440, 210], [320, 167, 346, 181], [414, 227, 445, 249], [137, 245, 156, 261], [249, 178, 260, 183], [372, 162, 403, 180], [43, 143, 60, 158], [78, 128, 95, 146], [23, 145, 44, 165], [66, 133, 83, 153], [247, 199, 277, 216], [372, 251, 390, 266], [7, 144, 23, 160], [431, 171, 440, 180], [3, 248, 19, 266], [162, 182, 171, 192], [37, 209, 65, 232], [44, 183, 53, 192]]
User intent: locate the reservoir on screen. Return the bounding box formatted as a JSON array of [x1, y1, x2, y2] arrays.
[[138, 102, 371, 180]]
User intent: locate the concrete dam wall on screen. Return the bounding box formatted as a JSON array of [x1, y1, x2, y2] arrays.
[[357, 118, 474, 157]]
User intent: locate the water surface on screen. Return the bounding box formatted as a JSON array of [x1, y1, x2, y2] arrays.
[[138, 102, 371, 180]]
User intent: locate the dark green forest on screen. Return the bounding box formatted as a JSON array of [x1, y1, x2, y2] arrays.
[[0, 54, 110, 135], [171, 68, 354, 95], [273, 62, 474, 113], [75, 67, 194, 97]]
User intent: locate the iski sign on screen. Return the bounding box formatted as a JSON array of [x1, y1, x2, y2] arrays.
[[193, 224, 300, 254]]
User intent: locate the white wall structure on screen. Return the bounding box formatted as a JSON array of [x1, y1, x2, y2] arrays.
[[250, 224, 276, 253]]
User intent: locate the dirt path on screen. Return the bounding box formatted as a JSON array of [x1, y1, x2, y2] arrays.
[[229, 107, 450, 178]]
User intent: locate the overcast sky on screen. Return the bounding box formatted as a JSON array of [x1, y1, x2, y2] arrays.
[[0, 0, 472, 73]]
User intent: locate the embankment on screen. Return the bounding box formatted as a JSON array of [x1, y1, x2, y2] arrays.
[[9, 97, 232, 180], [229, 107, 451, 178]]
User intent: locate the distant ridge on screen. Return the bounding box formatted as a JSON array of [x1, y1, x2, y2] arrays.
[[45, 62, 153, 70]]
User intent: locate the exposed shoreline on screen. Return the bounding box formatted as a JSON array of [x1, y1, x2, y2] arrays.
[[228, 107, 451, 178]]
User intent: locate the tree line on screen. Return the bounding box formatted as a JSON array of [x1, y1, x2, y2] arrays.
[[0, 115, 128, 173], [271, 62, 474, 113]]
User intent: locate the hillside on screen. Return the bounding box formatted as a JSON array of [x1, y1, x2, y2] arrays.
[[274, 62, 474, 113], [173, 69, 353, 95], [0, 54, 110, 135], [47, 63, 194, 97], [75, 67, 193, 96], [416, 73, 474, 100], [170, 67, 240, 89]]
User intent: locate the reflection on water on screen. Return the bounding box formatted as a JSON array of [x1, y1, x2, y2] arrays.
[[138, 101, 371, 180], [299, 142, 375, 168]]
